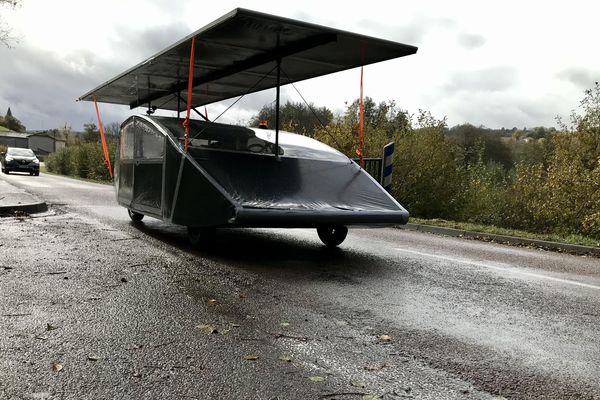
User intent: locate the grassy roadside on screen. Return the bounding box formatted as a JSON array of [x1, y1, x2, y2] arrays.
[[40, 165, 112, 185], [409, 217, 600, 248]]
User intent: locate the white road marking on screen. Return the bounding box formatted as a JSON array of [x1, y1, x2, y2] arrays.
[[52, 181, 104, 190], [10, 180, 49, 188], [37, 175, 108, 190], [395, 247, 600, 291]]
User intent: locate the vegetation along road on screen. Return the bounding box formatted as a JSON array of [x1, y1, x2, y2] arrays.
[[1, 172, 599, 399]]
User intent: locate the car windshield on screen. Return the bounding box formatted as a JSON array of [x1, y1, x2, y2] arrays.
[[8, 148, 35, 157]]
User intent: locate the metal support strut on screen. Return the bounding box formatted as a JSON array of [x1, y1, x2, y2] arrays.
[[274, 58, 281, 159]]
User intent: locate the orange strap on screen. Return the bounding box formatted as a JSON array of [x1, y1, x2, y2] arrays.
[[356, 66, 365, 167], [92, 95, 113, 178], [183, 36, 196, 152]]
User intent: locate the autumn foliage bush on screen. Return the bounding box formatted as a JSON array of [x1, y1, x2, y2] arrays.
[[315, 88, 600, 239], [507, 125, 600, 237], [46, 139, 115, 182]]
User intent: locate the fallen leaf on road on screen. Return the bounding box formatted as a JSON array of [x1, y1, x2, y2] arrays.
[[378, 334, 392, 342], [51, 363, 63, 372], [35, 335, 48, 341], [231, 324, 241, 328], [120, 277, 128, 283], [87, 355, 100, 361], [309, 376, 325, 382], [278, 355, 292, 362], [46, 324, 58, 331], [207, 299, 217, 304], [243, 355, 259, 361], [362, 395, 381, 400], [351, 380, 367, 388], [280, 322, 290, 327], [196, 324, 218, 334]]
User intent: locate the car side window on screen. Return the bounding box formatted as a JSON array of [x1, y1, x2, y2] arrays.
[[120, 122, 134, 160], [134, 120, 164, 159]]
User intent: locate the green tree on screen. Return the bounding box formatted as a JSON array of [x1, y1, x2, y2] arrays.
[[104, 122, 121, 140], [82, 122, 99, 143], [312, 97, 411, 159], [448, 123, 513, 169], [509, 84, 600, 238], [343, 97, 411, 138], [249, 101, 333, 136], [1, 114, 25, 132], [392, 111, 463, 218]]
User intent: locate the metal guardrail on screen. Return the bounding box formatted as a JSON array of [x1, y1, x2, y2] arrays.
[[352, 142, 394, 194], [352, 158, 383, 183]]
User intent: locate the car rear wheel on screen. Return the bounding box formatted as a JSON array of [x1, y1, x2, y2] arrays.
[[127, 209, 144, 223], [34, 172, 39, 176], [187, 226, 215, 247], [3, 169, 8, 174], [317, 226, 348, 247]]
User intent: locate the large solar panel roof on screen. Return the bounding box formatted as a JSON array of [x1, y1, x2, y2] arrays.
[[79, 8, 417, 111]]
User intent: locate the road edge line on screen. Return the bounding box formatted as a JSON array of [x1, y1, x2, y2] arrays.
[[396, 223, 600, 257]]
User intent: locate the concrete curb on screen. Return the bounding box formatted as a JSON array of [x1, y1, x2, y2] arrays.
[[0, 179, 48, 216], [397, 223, 600, 257]]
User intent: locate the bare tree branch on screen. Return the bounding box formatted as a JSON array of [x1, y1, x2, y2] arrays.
[[0, 0, 21, 48]]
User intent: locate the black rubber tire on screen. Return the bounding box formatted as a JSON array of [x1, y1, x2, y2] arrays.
[[4, 169, 8, 174], [35, 172, 39, 176], [29, 172, 33, 176], [127, 209, 144, 223], [187, 226, 215, 247], [317, 226, 348, 247]]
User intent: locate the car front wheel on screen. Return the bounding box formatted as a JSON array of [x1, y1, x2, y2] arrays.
[[317, 226, 348, 247], [187, 226, 215, 247], [127, 209, 144, 223]]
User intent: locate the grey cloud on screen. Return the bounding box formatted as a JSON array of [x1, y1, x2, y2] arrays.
[[457, 32, 486, 49], [291, 11, 312, 24], [557, 67, 599, 89], [443, 66, 519, 94], [431, 90, 561, 129], [0, 20, 193, 131], [106, 22, 192, 70], [360, 15, 456, 45], [0, 45, 130, 130]]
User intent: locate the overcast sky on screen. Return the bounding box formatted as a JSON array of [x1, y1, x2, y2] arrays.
[[0, 0, 598, 131]]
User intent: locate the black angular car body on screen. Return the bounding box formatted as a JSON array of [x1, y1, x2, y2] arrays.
[[77, 8, 418, 247], [1, 147, 40, 176]]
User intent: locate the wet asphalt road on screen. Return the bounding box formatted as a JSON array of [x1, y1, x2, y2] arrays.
[[1, 171, 599, 400]]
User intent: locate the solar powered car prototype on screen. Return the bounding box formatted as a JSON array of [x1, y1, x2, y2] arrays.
[[79, 8, 417, 247]]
